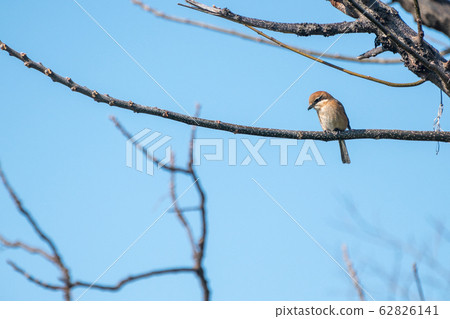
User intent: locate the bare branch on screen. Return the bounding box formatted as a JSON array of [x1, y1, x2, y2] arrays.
[[346, 0, 450, 93], [0, 167, 61, 259], [170, 155, 198, 257], [109, 116, 191, 174], [7, 260, 64, 291], [1, 41, 449, 143], [0, 165, 72, 300], [168, 206, 201, 213], [342, 199, 450, 294], [2, 150, 210, 299], [329, 0, 361, 18], [358, 46, 389, 59], [72, 268, 196, 291], [392, 0, 450, 38], [132, 0, 400, 64], [1, 115, 211, 301], [0, 236, 54, 262], [188, 104, 201, 169], [180, 0, 450, 95], [110, 115, 210, 300], [180, 0, 375, 36], [342, 245, 365, 301], [188, 120, 206, 267], [186, 105, 209, 301], [195, 266, 209, 301], [246, 25, 425, 87], [412, 0, 424, 45], [412, 263, 425, 301]]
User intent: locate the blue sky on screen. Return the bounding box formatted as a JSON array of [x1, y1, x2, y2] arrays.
[[1, 0, 449, 301]]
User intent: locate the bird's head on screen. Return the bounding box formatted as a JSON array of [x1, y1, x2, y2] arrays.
[[308, 91, 333, 111]]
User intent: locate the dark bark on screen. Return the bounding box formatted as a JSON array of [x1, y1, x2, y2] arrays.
[[181, 0, 375, 36], [346, 0, 450, 95], [182, 0, 450, 97], [1, 39, 449, 143], [393, 0, 450, 37]]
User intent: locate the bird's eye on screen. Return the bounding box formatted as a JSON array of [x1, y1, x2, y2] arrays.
[[314, 97, 321, 103]]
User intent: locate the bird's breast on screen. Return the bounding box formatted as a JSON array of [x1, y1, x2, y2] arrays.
[[317, 104, 348, 131]]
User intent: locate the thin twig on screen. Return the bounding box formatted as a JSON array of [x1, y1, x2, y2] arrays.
[[358, 46, 389, 60], [7, 261, 64, 291], [0, 236, 54, 263], [425, 34, 449, 49], [132, 0, 401, 64], [72, 268, 196, 291], [180, 0, 450, 95], [180, 0, 375, 36], [245, 25, 425, 88], [188, 104, 201, 168], [0, 168, 62, 260], [0, 166, 72, 300], [1, 41, 449, 143], [137, 0, 450, 60], [189, 112, 207, 268], [180, 1, 431, 79], [392, 0, 450, 38], [170, 154, 199, 256], [412, 263, 425, 301], [412, 0, 424, 45], [1, 124, 211, 300], [168, 206, 201, 213], [110, 115, 210, 300], [343, 200, 450, 294], [109, 116, 190, 174], [342, 245, 365, 301], [187, 104, 209, 301], [347, 0, 449, 88]]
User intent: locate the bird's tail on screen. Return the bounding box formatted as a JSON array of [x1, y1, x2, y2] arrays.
[[338, 140, 351, 164]]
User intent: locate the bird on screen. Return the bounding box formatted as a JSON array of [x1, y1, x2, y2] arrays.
[[308, 91, 351, 164]]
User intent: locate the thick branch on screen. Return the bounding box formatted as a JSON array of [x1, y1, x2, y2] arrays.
[[1, 41, 449, 142], [246, 25, 425, 87], [181, 0, 450, 96], [132, 0, 400, 64], [392, 0, 450, 37], [346, 0, 450, 94], [180, 0, 375, 36], [136, 0, 448, 65], [72, 268, 196, 291]]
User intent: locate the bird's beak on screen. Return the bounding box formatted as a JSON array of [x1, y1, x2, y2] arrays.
[[307, 104, 314, 110]]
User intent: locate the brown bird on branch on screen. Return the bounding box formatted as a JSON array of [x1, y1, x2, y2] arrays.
[[308, 91, 351, 164]]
